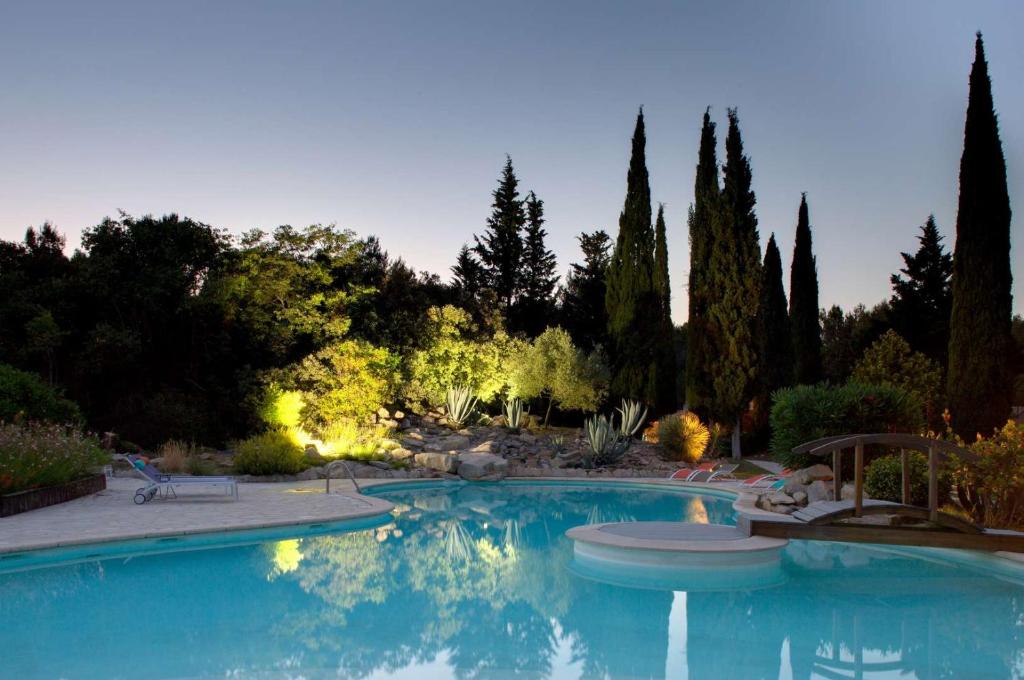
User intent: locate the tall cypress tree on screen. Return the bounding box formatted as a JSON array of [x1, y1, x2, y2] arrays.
[[474, 156, 525, 315], [514, 191, 559, 337], [605, 109, 658, 406], [653, 203, 677, 413], [759, 234, 793, 402], [890, 216, 953, 365], [789, 193, 822, 384], [562, 230, 612, 351], [948, 33, 1013, 440], [685, 109, 719, 411], [706, 109, 762, 457]]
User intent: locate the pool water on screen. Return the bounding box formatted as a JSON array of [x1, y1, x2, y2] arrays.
[[2, 481, 1023, 679]]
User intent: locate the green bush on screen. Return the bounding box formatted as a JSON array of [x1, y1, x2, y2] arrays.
[[770, 382, 923, 469], [232, 429, 308, 475], [958, 420, 1024, 529], [0, 363, 82, 425], [864, 451, 951, 507], [0, 422, 106, 494], [851, 330, 943, 422], [657, 411, 711, 464]]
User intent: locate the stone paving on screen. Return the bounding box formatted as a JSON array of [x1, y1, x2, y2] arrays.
[[0, 476, 393, 554]]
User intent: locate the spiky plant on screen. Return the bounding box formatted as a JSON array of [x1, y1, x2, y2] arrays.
[[616, 399, 648, 438], [583, 414, 631, 468], [502, 397, 527, 432], [445, 385, 478, 429]]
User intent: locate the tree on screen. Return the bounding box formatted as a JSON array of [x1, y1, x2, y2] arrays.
[[789, 193, 822, 384], [514, 191, 559, 337], [652, 204, 677, 413], [759, 234, 793, 401], [820, 303, 892, 384], [947, 34, 1013, 440], [510, 326, 608, 424], [561, 230, 612, 352], [852, 329, 942, 425], [474, 156, 526, 315], [685, 109, 720, 411], [605, 109, 658, 407], [890, 216, 953, 366], [706, 109, 762, 457]]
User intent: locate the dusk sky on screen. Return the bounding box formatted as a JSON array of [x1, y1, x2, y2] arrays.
[[1, 0, 1021, 322]]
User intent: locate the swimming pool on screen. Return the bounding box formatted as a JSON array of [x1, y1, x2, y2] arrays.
[[2, 480, 1023, 678]]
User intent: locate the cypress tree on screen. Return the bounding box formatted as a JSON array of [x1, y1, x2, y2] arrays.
[[890, 216, 953, 365], [474, 156, 525, 315], [452, 245, 485, 304], [514, 191, 559, 336], [653, 203, 678, 413], [789, 193, 822, 384], [948, 33, 1013, 440], [562, 230, 612, 351], [706, 109, 762, 457], [759, 233, 793, 400], [685, 109, 720, 411], [605, 109, 658, 406]]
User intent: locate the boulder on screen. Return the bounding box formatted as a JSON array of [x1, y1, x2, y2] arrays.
[[414, 452, 459, 473], [840, 483, 859, 501], [806, 480, 832, 504], [389, 447, 415, 461], [805, 463, 834, 481], [457, 452, 509, 480], [782, 479, 808, 495], [393, 410, 406, 420], [377, 407, 391, 420], [792, 491, 808, 505], [305, 445, 327, 465], [470, 440, 496, 453], [435, 435, 471, 451], [767, 492, 796, 505]]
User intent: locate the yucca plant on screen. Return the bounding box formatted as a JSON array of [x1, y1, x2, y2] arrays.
[[583, 414, 631, 468], [445, 385, 478, 429], [616, 399, 648, 438], [502, 397, 527, 432]]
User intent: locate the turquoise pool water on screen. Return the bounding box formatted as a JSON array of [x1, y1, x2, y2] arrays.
[[2, 481, 1023, 679]]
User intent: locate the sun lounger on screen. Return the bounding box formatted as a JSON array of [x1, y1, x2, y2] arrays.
[[742, 469, 791, 489], [117, 454, 238, 504], [687, 463, 739, 482], [668, 462, 716, 481]]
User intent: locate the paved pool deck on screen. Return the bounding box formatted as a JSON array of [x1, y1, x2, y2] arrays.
[[0, 476, 393, 554]]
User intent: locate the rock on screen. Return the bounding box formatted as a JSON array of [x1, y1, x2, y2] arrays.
[[457, 452, 509, 480], [414, 452, 459, 473], [380, 419, 399, 429], [305, 445, 327, 464], [378, 438, 401, 450], [805, 464, 834, 481], [806, 480, 832, 504], [368, 460, 391, 470], [389, 447, 415, 461], [405, 431, 425, 440], [772, 504, 797, 515], [377, 407, 391, 420], [393, 410, 405, 420], [841, 482, 858, 501], [296, 467, 320, 481], [435, 435, 471, 451], [782, 480, 808, 495], [792, 491, 808, 505], [767, 492, 796, 505], [518, 433, 537, 445], [470, 440, 496, 453], [791, 469, 813, 485]]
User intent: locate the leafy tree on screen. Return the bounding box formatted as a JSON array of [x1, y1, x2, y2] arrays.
[[820, 303, 892, 384], [561, 230, 611, 351], [759, 234, 793, 400], [947, 33, 1013, 440], [514, 192, 559, 337], [890, 216, 953, 366], [0, 362, 82, 424], [685, 109, 720, 411], [706, 109, 762, 457], [474, 156, 526, 314], [605, 109, 658, 407], [852, 329, 943, 423], [652, 204, 677, 413], [510, 327, 608, 424], [789, 193, 822, 384], [452, 244, 485, 307]]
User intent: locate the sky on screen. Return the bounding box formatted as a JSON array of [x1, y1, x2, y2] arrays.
[[1, 0, 1021, 322]]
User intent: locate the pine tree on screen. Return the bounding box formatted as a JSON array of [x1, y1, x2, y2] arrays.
[[653, 204, 677, 413], [706, 109, 762, 457], [452, 244, 485, 303], [685, 109, 719, 411], [513, 191, 559, 336], [562, 230, 612, 351], [474, 156, 525, 315], [605, 109, 658, 406], [948, 33, 1013, 440], [890, 216, 953, 365], [789, 193, 822, 384], [759, 233, 793, 400]]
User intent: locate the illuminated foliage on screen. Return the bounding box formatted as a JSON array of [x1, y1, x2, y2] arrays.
[[509, 327, 608, 423]]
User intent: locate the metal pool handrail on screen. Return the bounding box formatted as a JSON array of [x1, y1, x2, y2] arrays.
[[325, 460, 361, 495]]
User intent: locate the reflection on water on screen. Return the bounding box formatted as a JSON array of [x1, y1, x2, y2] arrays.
[[2, 483, 1024, 679]]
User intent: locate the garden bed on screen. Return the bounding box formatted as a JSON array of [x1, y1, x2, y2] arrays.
[[0, 473, 106, 517]]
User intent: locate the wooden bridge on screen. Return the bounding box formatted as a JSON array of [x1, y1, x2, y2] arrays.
[[741, 433, 1024, 552]]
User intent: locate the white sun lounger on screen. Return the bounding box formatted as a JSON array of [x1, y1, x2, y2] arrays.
[[117, 454, 238, 504]]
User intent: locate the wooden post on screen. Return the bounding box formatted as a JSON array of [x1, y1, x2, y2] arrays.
[[900, 448, 911, 506], [833, 449, 841, 501], [928, 445, 938, 522], [854, 441, 864, 517]]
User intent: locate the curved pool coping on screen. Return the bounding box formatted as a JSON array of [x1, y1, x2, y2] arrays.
[[3, 477, 1023, 584]]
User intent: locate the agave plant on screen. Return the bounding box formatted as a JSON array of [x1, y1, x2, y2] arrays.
[[616, 399, 648, 438], [502, 397, 527, 432], [445, 385, 478, 429], [583, 414, 631, 468]]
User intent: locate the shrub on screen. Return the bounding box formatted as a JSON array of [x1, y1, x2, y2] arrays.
[[770, 382, 923, 469], [851, 330, 943, 422], [657, 412, 711, 464], [864, 451, 951, 507], [508, 327, 608, 423], [319, 420, 392, 460], [232, 430, 307, 475], [0, 422, 106, 494], [157, 439, 192, 473], [956, 420, 1024, 529], [0, 363, 82, 425]]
